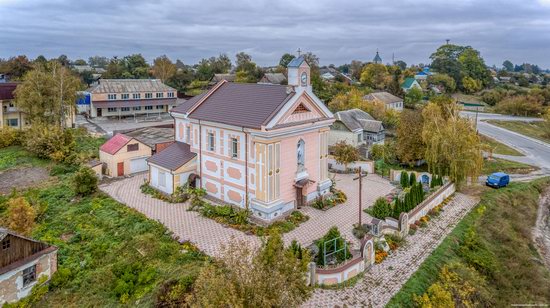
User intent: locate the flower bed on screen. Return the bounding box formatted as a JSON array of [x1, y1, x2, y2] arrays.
[[140, 182, 189, 203], [311, 188, 347, 210], [187, 188, 309, 236]]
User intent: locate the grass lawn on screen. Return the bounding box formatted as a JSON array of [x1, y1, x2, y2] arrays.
[[486, 120, 550, 144], [479, 135, 523, 156], [388, 178, 550, 307], [482, 157, 539, 175], [0, 136, 206, 307], [0, 146, 50, 171]]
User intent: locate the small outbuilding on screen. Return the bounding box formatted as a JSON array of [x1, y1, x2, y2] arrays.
[[0, 228, 58, 305], [99, 133, 152, 177], [147, 142, 197, 194]]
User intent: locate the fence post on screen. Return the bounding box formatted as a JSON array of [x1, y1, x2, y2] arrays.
[[308, 262, 317, 286]]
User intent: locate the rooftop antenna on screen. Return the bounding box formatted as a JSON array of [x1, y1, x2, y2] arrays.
[[297, 48, 302, 56], [392, 53, 395, 64]]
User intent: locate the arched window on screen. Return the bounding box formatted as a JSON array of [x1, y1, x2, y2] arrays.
[[297, 139, 305, 169]]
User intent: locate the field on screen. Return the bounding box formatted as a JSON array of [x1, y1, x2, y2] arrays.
[[388, 178, 550, 307], [479, 135, 524, 156], [486, 120, 550, 144], [0, 144, 205, 307]]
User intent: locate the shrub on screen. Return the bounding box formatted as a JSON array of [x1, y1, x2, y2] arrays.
[[6, 197, 36, 235], [400, 171, 409, 188], [409, 173, 417, 186], [23, 124, 76, 163], [367, 197, 393, 219], [494, 95, 544, 116], [71, 167, 98, 196], [112, 263, 158, 303], [316, 226, 351, 266], [0, 127, 22, 148], [154, 276, 194, 308]]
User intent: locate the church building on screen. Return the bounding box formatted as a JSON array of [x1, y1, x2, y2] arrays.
[[146, 56, 335, 222]]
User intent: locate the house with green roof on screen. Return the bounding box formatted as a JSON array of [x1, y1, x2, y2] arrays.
[[401, 77, 421, 93]]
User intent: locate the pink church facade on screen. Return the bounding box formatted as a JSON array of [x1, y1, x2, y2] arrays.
[[148, 56, 334, 222]]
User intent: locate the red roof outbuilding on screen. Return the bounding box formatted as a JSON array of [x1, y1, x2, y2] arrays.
[[99, 133, 132, 155]]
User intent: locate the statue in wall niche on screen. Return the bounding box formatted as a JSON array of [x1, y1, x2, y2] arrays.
[[297, 139, 305, 171]]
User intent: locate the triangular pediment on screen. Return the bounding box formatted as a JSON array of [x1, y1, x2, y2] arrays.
[[276, 92, 329, 126]]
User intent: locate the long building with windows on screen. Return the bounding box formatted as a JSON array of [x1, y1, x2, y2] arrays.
[[87, 79, 178, 118], [0, 83, 28, 129]]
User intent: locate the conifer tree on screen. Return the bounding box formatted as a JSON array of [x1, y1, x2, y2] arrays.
[[400, 171, 409, 188], [409, 173, 417, 187]]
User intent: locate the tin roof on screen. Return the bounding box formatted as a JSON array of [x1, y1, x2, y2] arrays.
[[88, 79, 175, 94], [99, 133, 132, 155], [0, 83, 18, 100], [334, 109, 384, 133], [147, 141, 196, 171], [363, 92, 403, 105]]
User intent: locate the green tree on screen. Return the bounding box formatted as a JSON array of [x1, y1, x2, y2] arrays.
[[427, 74, 456, 93], [494, 95, 544, 116], [396, 109, 425, 166], [316, 226, 350, 265], [279, 53, 296, 68], [422, 100, 483, 186], [502, 60, 514, 72], [404, 87, 423, 108], [400, 171, 410, 188], [123, 54, 150, 78], [73, 59, 87, 65], [7, 197, 36, 235], [152, 55, 176, 82], [543, 108, 550, 138], [462, 76, 482, 94], [409, 173, 417, 187], [331, 141, 360, 168], [72, 167, 98, 196], [23, 124, 76, 162], [15, 61, 82, 127], [458, 48, 491, 86], [360, 63, 389, 89], [370, 197, 392, 219], [192, 231, 311, 307], [0, 55, 32, 80], [395, 60, 407, 70], [88, 56, 109, 68]]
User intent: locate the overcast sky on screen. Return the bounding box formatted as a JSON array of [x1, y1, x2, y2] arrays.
[[1, 0, 550, 68]]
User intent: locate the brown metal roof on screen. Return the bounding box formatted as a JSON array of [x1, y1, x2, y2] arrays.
[[363, 92, 403, 105], [171, 82, 295, 129], [88, 79, 176, 94], [0, 83, 18, 100], [147, 141, 196, 171]]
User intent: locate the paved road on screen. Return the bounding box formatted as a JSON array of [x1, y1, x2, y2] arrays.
[[461, 111, 550, 173]]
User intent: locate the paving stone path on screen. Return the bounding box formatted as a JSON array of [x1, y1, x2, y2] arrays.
[[302, 193, 479, 308]]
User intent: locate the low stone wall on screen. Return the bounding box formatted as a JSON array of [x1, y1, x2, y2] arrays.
[[309, 236, 375, 286], [408, 182, 455, 224], [328, 158, 375, 174], [389, 169, 432, 184]]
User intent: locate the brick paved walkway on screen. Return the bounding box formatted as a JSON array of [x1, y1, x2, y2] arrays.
[[302, 193, 479, 308], [99, 172, 394, 255]]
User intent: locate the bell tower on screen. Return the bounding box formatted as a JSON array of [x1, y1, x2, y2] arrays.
[[287, 55, 310, 89]]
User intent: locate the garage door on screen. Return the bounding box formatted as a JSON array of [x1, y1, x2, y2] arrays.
[[130, 157, 148, 173]]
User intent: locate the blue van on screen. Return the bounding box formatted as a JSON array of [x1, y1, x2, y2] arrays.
[[486, 172, 510, 188]]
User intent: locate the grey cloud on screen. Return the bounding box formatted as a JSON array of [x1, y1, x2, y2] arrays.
[[1, 0, 550, 68]]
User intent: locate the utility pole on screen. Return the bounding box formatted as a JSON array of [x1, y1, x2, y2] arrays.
[[353, 167, 368, 227], [297, 48, 302, 56]]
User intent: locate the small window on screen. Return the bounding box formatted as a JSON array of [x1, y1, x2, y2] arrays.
[[357, 134, 362, 142], [132, 93, 141, 99], [145, 93, 153, 99], [127, 143, 139, 152], [156, 92, 164, 98], [208, 133, 215, 151], [108, 94, 117, 100], [7, 118, 18, 127], [121, 107, 130, 112], [186, 126, 191, 143], [121, 93, 129, 100], [231, 138, 238, 158], [156, 105, 164, 110], [2, 238, 10, 250], [167, 92, 175, 98], [145, 106, 153, 110], [22, 265, 36, 287], [107, 107, 117, 112], [133, 106, 142, 111]]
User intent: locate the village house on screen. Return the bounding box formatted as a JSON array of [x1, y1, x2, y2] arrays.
[[147, 56, 335, 222], [258, 73, 287, 85], [209, 74, 236, 85], [87, 79, 178, 118], [414, 67, 432, 80], [0, 228, 58, 305], [0, 83, 26, 129], [401, 77, 422, 92], [329, 109, 384, 156], [363, 91, 404, 111]]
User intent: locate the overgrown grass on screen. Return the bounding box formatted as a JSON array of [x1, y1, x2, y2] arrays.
[[480, 135, 524, 156], [388, 178, 550, 307], [482, 157, 538, 175], [0, 146, 50, 171], [73, 128, 106, 160], [487, 120, 550, 144]]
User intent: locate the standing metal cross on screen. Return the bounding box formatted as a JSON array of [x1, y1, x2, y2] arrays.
[[297, 48, 302, 56], [353, 166, 368, 227]]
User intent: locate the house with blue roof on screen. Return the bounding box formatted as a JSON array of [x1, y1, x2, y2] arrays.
[[401, 77, 422, 92], [414, 67, 432, 80]]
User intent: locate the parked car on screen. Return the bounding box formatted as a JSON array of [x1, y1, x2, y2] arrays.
[[486, 172, 510, 188]]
